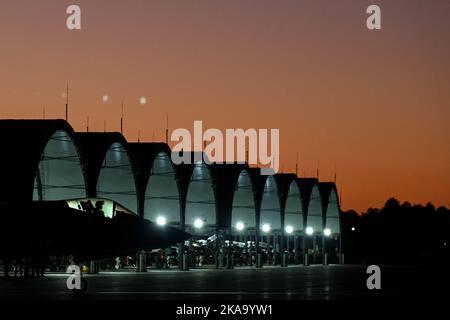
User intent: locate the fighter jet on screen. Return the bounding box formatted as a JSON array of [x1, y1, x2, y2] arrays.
[[0, 198, 190, 272]]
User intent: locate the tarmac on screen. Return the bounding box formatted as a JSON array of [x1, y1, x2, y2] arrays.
[[0, 264, 448, 300]]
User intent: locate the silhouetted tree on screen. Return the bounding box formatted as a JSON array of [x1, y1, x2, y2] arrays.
[[340, 198, 450, 264]]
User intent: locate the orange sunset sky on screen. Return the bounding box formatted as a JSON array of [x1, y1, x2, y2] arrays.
[[0, 0, 449, 212]]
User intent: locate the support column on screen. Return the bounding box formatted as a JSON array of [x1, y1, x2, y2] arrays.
[[302, 235, 307, 266], [313, 236, 317, 264], [256, 232, 262, 268], [247, 233, 251, 266], [136, 250, 147, 272], [282, 234, 289, 267], [189, 238, 195, 269], [215, 231, 221, 269], [338, 235, 343, 264], [294, 236, 299, 264], [253, 233, 257, 267], [286, 235, 290, 253], [272, 234, 277, 265], [183, 247, 190, 271], [226, 241, 234, 269], [178, 242, 184, 270], [335, 237, 339, 263], [88, 260, 99, 274], [135, 252, 140, 272]]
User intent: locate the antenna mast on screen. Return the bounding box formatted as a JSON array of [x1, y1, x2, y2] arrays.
[[120, 99, 124, 135], [334, 163, 337, 183], [165, 113, 169, 144], [316, 160, 320, 180], [65, 82, 69, 121], [203, 124, 207, 150]]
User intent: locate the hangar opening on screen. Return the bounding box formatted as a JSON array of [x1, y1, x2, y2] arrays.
[[185, 162, 217, 268], [284, 181, 303, 264], [231, 170, 256, 233], [33, 130, 86, 200], [230, 169, 256, 267], [260, 176, 281, 265], [144, 152, 181, 227], [96, 142, 138, 214], [325, 188, 340, 234], [285, 181, 303, 233], [323, 187, 341, 263], [304, 184, 323, 264], [185, 162, 216, 234]]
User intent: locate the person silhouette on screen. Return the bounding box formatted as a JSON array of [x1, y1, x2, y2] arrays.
[[85, 200, 94, 214], [94, 201, 105, 217]]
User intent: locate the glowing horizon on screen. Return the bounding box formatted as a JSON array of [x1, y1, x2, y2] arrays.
[[0, 0, 449, 212]]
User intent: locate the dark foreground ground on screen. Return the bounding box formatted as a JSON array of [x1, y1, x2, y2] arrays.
[[0, 264, 448, 300]]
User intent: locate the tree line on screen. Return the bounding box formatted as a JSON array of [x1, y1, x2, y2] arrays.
[[341, 198, 450, 264]]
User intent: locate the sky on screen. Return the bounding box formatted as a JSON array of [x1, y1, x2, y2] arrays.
[[0, 0, 449, 212]]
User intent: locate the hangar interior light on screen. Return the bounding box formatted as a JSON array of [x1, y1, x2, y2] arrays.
[[262, 224, 271, 233], [306, 226, 314, 235], [285, 225, 294, 234], [194, 218, 204, 229], [236, 222, 245, 231], [324, 228, 331, 237], [156, 216, 166, 226]]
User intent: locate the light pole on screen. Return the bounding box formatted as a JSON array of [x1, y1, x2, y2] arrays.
[[262, 224, 271, 265], [284, 225, 294, 267], [305, 227, 314, 265], [193, 218, 204, 269], [323, 228, 331, 265]]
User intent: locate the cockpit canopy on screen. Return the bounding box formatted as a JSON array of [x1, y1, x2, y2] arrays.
[[66, 198, 135, 219]]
